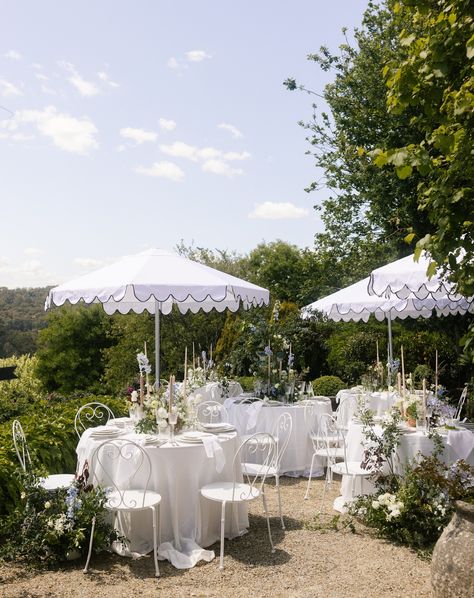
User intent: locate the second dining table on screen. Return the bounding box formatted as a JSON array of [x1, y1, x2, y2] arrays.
[[224, 397, 333, 477]]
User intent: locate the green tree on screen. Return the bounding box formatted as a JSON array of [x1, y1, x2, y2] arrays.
[[36, 305, 112, 394], [285, 1, 428, 269]]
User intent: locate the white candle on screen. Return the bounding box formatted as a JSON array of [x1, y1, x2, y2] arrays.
[[422, 377, 427, 414], [210, 344, 213, 363], [376, 340, 380, 366], [435, 349, 438, 394], [168, 376, 173, 413], [192, 343, 195, 369], [183, 347, 187, 398], [401, 345, 405, 396]]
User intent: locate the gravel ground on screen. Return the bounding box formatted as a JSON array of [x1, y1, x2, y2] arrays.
[[0, 477, 432, 598]]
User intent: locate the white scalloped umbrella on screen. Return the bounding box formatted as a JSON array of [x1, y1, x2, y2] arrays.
[[367, 252, 469, 301], [301, 276, 473, 379], [46, 248, 269, 384]]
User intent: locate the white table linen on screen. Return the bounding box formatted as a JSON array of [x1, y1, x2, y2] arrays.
[[76, 427, 248, 569], [190, 381, 243, 404], [225, 398, 333, 476], [334, 421, 474, 512]]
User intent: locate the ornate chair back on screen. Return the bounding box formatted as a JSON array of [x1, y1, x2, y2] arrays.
[[90, 439, 152, 510], [233, 432, 276, 501], [455, 385, 468, 420], [318, 413, 345, 460], [271, 412, 293, 471], [196, 400, 229, 424], [12, 420, 32, 472], [74, 402, 115, 438]]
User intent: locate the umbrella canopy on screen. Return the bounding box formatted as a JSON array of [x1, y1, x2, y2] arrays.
[[46, 248, 269, 383], [301, 278, 434, 323], [367, 252, 470, 301]]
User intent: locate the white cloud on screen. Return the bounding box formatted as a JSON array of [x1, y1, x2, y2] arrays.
[[0, 79, 22, 97], [35, 73, 49, 81], [24, 247, 41, 256], [248, 202, 309, 220], [120, 127, 157, 144], [59, 61, 99, 97], [223, 150, 251, 161], [97, 71, 120, 88], [186, 50, 212, 62], [74, 257, 105, 269], [0, 257, 57, 288], [167, 57, 180, 70], [202, 159, 243, 178], [5, 50, 22, 60], [40, 84, 57, 96], [159, 118, 176, 131], [195, 147, 222, 161], [135, 161, 184, 181], [218, 123, 243, 139], [31, 63, 43, 70], [116, 144, 126, 152], [160, 141, 198, 161], [3, 105, 98, 154]]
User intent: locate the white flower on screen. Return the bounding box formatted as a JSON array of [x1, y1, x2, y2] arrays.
[[157, 407, 167, 419], [158, 418, 168, 430], [20, 492, 26, 500], [150, 400, 158, 409], [372, 500, 380, 510], [390, 508, 401, 518], [44, 501, 51, 509]]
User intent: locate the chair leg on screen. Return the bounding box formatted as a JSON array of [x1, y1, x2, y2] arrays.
[[261, 490, 275, 553], [275, 475, 285, 530], [219, 501, 226, 570], [304, 452, 316, 500], [83, 515, 96, 573], [151, 506, 160, 578], [319, 471, 329, 515]]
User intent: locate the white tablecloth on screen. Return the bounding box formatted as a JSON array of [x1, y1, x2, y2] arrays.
[[336, 389, 398, 418], [225, 398, 333, 476], [76, 427, 248, 569], [334, 421, 474, 512]]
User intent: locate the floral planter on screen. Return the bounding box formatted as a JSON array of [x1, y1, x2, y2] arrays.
[[406, 417, 416, 427], [431, 500, 474, 598], [65, 548, 82, 561]]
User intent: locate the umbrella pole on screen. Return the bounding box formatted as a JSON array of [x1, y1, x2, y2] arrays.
[[387, 312, 393, 386], [155, 300, 161, 388]]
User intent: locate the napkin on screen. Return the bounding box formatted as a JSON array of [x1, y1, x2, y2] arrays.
[[447, 429, 474, 461], [246, 401, 263, 431], [201, 435, 225, 473]]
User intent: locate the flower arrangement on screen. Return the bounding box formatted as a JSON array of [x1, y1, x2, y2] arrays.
[[350, 411, 474, 551], [1, 466, 121, 565]]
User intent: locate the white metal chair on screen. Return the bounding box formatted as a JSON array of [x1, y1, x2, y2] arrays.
[[455, 385, 469, 420], [83, 439, 162, 577], [12, 420, 75, 490], [74, 402, 115, 439], [241, 412, 293, 529], [195, 400, 229, 425], [200, 432, 277, 570], [304, 404, 343, 500], [334, 393, 358, 431], [329, 428, 373, 512]]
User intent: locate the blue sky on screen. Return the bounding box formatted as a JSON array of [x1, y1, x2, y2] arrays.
[[0, 0, 369, 288]]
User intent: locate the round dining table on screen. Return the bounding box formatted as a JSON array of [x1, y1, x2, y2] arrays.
[[224, 397, 333, 477], [333, 420, 474, 512], [76, 422, 248, 569]]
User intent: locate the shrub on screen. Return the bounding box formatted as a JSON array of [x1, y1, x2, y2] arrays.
[[0, 394, 126, 519], [311, 375, 345, 397], [0, 355, 44, 423], [236, 376, 255, 392]]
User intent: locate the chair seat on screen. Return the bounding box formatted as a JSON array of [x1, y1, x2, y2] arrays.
[[310, 433, 341, 444], [331, 461, 370, 477], [241, 462, 277, 477], [312, 447, 345, 459], [106, 489, 162, 511], [201, 481, 260, 503], [41, 473, 75, 491]]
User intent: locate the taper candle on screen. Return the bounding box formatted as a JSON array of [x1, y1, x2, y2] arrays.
[[401, 345, 406, 396], [422, 377, 427, 414], [376, 340, 380, 366], [183, 347, 187, 398], [435, 349, 438, 395], [168, 376, 173, 413]]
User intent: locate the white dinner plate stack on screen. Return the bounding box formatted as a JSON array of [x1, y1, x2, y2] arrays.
[[106, 417, 133, 429], [179, 431, 214, 444], [90, 427, 123, 439], [200, 422, 235, 434], [143, 435, 166, 446]]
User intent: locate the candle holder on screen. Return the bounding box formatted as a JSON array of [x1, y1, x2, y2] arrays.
[[168, 411, 178, 445]]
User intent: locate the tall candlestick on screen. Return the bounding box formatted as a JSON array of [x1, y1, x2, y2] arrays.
[[168, 376, 173, 413], [210, 344, 213, 363], [422, 377, 427, 414], [435, 349, 438, 395], [192, 343, 195, 369], [140, 374, 145, 405], [397, 372, 402, 396], [144, 342, 150, 396], [401, 345, 406, 396], [183, 347, 187, 398], [376, 340, 380, 366]]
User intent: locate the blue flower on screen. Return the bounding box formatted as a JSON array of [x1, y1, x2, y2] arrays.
[[264, 346, 273, 357]]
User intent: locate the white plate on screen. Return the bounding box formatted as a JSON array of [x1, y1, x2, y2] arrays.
[[201, 423, 235, 431]]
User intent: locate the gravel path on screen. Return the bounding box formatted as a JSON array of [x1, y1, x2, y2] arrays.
[[0, 477, 432, 598]]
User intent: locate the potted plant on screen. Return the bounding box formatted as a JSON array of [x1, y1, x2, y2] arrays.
[[405, 401, 418, 427]]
